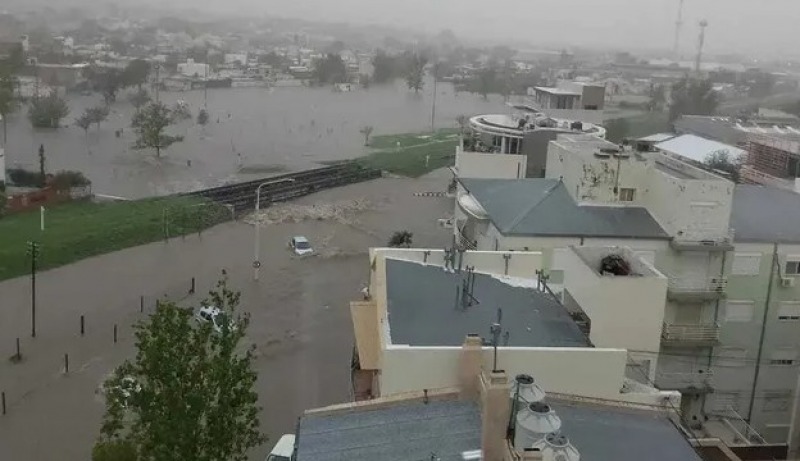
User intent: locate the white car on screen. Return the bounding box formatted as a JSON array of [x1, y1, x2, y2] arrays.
[[265, 434, 295, 461], [289, 236, 314, 256], [195, 305, 236, 333]]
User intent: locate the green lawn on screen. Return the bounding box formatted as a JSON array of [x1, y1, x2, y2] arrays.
[[357, 129, 460, 177], [0, 197, 230, 281]]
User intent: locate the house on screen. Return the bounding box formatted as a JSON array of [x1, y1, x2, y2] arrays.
[[177, 59, 210, 78]]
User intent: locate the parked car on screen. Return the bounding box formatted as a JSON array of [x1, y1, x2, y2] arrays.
[[265, 434, 295, 461], [289, 236, 314, 256], [195, 305, 236, 333]]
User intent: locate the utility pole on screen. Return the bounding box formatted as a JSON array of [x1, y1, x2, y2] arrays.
[[695, 20, 708, 74], [153, 63, 160, 103], [27, 241, 40, 338], [204, 49, 209, 109], [431, 63, 438, 133], [672, 0, 685, 59], [38, 144, 45, 187]]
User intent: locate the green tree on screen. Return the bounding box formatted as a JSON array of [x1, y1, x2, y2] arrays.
[[359, 126, 374, 146], [28, 93, 70, 128], [86, 68, 125, 105], [98, 277, 265, 461], [604, 118, 630, 143], [123, 59, 151, 90], [86, 105, 110, 130], [131, 102, 182, 157], [75, 112, 92, 135], [92, 439, 138, 461], [128, 88, 151, 112], [197, 108, 209, 126], [648, 84, 666, 112], [0, 73, 17, 145], [388, 230, 413, 248], [705, 151, 741, 183], [312, 53, 347, 84], [372, 49, 400, 84], [405, 53, 427, 93], [669, 77, 719, 122]]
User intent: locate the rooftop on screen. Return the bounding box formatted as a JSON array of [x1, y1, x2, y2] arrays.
[[459, 178, 669, 240], [655, 134, 746, 163], [296, 398, 481, 461], [731, 184, 800, 243], [385, 258, 590, 348], [469, 113, 603, 137], [534, 86, 582, 96]]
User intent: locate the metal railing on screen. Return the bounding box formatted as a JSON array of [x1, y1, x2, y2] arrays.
[[662, 322, 720, 343], [671, 229, 735, 247], [710, 405, 768, 445], [457, 225, 477, 250], [667, 276, 727, 293], [655, 371, 714, 389]]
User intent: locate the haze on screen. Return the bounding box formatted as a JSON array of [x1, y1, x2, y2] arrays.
[[152, 0, 797, 56]]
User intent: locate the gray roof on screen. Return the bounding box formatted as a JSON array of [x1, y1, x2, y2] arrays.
[[386, 258, 590, 348], [732, 184, 800, 243], [459, 178, 669, 240], [550, 398, 704, 461], [296, 399, 481, 461]]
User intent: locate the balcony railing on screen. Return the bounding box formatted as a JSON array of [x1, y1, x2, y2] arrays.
[[662, 322, 720, 346], [456, 225, 477, 251], [655, 371, 714, 392], [666, 277, 727, 302], [670, 230, 735, 252]]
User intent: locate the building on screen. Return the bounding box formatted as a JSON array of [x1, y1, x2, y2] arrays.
[[301, 337, 743, 461], [674, 115, 800, 148], [456, 107, 606, 179], [452, 133, 800, 447], [177, 59, 210, 78], [740, 133, 800, 191]]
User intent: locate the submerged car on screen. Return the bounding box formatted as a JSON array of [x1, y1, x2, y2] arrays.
[[289, 236, 314, 256], [195, 305, 236, 333]]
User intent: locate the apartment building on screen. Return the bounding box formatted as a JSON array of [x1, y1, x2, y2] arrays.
[[452, 133, 800, 445], [740, 133, 800, 192]]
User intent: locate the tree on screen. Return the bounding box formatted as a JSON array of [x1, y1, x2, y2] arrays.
[[312, 53, 347, 85], [86, 68, 125, 105], [128, 88, 151, 112], [123, 59, 151, 90], [28, 93, 70, 129], [38, 144, 46, 186], [98, 276, 265, 461], [669, 77, 719, 122], [456, 115, 468, 134], [647, 84, 666, 112], [405, 53, 427, 93], [359, 126, 374, 146], [75, 112, 92, 135], [86, 105, 110, 130], [604, 118, 630, 143], [388, 230, 413, 248], [197, 108, 209, 126], [172, 101, 192, 121], [92, 440, 138, 461], [0, 73, 17, 146], [372, 50, 400, 84], [476, 68, 497, 100], [705, 151, 741, 183], [131, 102, 182, 157]]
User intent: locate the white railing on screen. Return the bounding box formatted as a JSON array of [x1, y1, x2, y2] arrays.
[[457, 226, 477, 251], [667, 276, 727, 293], [672, 229, 735, 246], [662, 322, 720, 343], [656, 371, 714, 389]]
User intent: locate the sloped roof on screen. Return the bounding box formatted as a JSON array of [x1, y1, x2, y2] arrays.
[[655, 134, 746, 163], [731, 184, 800, 243], [459, 178, 669, 240]]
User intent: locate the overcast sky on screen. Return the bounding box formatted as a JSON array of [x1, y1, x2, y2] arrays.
[[205, 0, 795, 56]]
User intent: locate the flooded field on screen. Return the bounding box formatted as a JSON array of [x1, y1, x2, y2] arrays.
[[3, 78, 507, 197]]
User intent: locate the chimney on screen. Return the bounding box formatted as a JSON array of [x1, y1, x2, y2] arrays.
[[481, 370, 511, 461], [459, 334, 483, 400]]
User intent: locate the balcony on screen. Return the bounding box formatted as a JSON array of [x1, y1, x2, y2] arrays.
[[667, 277, 727, 302], [662, 322, 720, 347], [670, 231, 735, 252], [655, 371, 714, 393]]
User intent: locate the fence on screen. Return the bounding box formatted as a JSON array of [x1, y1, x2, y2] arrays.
[[1, 274, 210, 418]]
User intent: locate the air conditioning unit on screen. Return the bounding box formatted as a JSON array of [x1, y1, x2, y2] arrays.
[[781, 277, 796, 288]]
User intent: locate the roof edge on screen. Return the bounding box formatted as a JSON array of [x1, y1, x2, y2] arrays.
[[303, 388, 461, 417]]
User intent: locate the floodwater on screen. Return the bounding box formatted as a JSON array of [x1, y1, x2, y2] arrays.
[[3, 78, 507, 197]]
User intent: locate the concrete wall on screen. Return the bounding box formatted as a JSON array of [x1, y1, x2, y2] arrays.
[[380, 345, 679, 407], [455, 148, 526, 179], [372, 248, 545, 280], [562, 247, 667, 360]]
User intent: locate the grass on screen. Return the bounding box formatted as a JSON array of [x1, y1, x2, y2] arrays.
[[0, 197, 230, 281], [357, 128, 460, 177]]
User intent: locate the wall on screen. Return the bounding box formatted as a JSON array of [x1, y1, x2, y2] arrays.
[[372, 248, 545, 280], [562, 247, 667, 354], [379, 344, 678, 407], [455, 148, 526, 179]]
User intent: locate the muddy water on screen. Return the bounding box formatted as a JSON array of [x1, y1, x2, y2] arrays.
[[3, 78, 508, 198]]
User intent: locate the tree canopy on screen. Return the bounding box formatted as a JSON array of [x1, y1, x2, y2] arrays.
[[98, 276, 264, 461], [405, 53, 427, 93], [312, 53, 348, 84], [28, 93, 70, 129], [131, 101, 183, 157], [669, 77, 720, 122], [123, 59, 151, 89]]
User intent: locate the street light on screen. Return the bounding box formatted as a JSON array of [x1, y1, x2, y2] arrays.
[[253, 178, 295, 281]]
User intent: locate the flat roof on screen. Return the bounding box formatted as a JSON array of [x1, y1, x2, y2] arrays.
[[638, 133, 677, 143], [459, 178, 669, 240], [296, 399, 481, 461], [534, 86, 582, 96], [731, 184, 800, 243], [655, 134, 746, 163], [550, 397, 704, 461], [385, 259, 590, 348]]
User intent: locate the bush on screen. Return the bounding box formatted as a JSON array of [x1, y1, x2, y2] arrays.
[[0, 189, 7, 216], [7, 168, 44, 187], [92, 440, 137, 461], [52, 170, 91, 189]]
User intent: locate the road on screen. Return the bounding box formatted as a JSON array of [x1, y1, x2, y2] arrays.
[[0, 171, 454, 461]]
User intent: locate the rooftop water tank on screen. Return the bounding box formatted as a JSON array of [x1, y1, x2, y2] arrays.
[[514, 402, 561, 449], [531, 433, 580, 461], [509, 374, 546, 411]]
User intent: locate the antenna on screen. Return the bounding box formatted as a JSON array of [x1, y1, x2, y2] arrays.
[[695, 19, 708, 73], [672, 0, 685, 58], [490, 308, 503, 372]]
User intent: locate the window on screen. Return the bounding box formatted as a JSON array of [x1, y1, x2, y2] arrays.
[[710, 392, 741, 413], [717, 347, 747, 367], [619, 188, 636, 202], [725, 301, 755, 323], [785, 259, 800, 276], [762, 392, 792, 412], [732, 253, 761, 276], [778, 302, 800, 321], [769, 348, 798, 366]]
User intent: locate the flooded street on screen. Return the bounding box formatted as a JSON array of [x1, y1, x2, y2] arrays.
[[3, 78, 507, 197]]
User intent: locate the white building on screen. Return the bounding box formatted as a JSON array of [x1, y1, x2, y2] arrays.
[[177, 59, 210, 78], [527, 80, 606, 124]]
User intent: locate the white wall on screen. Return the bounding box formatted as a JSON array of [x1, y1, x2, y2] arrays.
[[380, 345, 679, 407], [374, 248, 545, 279], [455, 148, 526, 179]]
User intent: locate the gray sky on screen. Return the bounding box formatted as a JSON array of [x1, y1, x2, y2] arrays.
[[218, 0, 796, 56]]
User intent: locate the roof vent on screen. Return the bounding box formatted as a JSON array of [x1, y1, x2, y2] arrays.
[[531, 433, 580, 461], [510, 374, 546, 410], [514, 403, 561, 449]]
